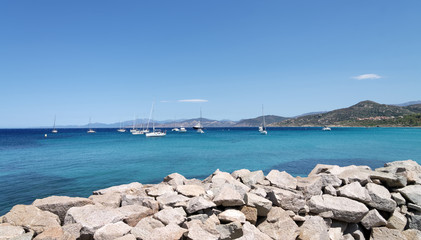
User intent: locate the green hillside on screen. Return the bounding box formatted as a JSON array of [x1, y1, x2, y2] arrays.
[[235, 115, 288, 127]]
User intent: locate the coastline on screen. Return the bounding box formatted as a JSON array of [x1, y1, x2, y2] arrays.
[[1, 160, 421, 239]]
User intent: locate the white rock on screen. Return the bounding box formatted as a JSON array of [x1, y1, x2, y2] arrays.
[[266, 170, 297, 189], [371, 227, 406, 240], [245, 192, 272, 216], [241, 170, 265, 187], [398, 185, 421, 206], [186, 196, 216, 214], [186, 221, 219, 240], [391, 192, 406, 205], [267, 187, 306, 213], [238, 221, 271, 240], [176, 185, 205, 197], [360, 209, 387, 229], [257, 207, 299, 240], [93, 182, 143, 195], [218, 209, 246, 223], [145, 184, 175, 197], [213, 185, 245, 207], [118, 205, 154, 227], [153, 207, 186, 225], [231, 169, 251, 179], [298, 216, 329, 240], [93, 221, 132, 240], [89, 193, 121, 208], [149, 223, 187, 240], [33, 196, 93, 223], [0, 225, 25, 239], [386, 209, 407, 231], [366, 183, 396, 212], [130, 216, 164, 240], [163, 173, 186, 187], [337, 182, 372, 203]]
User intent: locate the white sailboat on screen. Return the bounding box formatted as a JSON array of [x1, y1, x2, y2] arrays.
[[322, 126, 331, 131], [179, 127, 187, 133], [172, 118, 180, 132], [87, 118, 96, 133], [130, 115, 137, 133], [145, 102, 166, 137], [51, 115, 58, 133], [193, 108, 204, 133], [259, 105, 267, 135], [117, 120, 126, 132]]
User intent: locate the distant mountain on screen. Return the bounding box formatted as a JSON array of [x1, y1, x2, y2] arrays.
[[394, 101, 421, 107], [293, 111, 328, 118], [272, 100, 419, 127], [155, 118, 237, 128], [234, 115, 288, 127], [403, 104, 421, 114]]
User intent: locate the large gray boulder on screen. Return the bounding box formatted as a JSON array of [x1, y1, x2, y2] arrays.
[[185, 221, 219, 240], [2, 205, 61, 234], [33, 196, 93, 223], [408, 215, 421, 231], [238, 221, 271, 240], [266, 170, 297, 190], [370, 171, 407, 188], [215, 222, 243, 240], [186, 196, 216, 214], [296, 176, 323, 199], [307, 195, 369, 223], [337, 182, 371, 203], [93, 221, 132, 240], [241, 170, 265, 187], [245, 192, 272, 216], [130, 216, 164, 240], [33, 226, 75, 240], [156, 193, 189, 208], [213, 185, 245, 207], [153, 207, 186, 225], [176, 184, 205, 197], [93, 182, 143, 195], [366, 183, 396, 212], [218, 209, 246, 223], [163, 173, 186, 187], [267, 187, 306, 213], [89, 193, 121, 208], [370, 227, 406, 240], [145, 184, 175, 197], [298, 216, 329, 240], [383, 159, 421, 184], [231, 169, 251, 180], [386, 209, 407, 231], [398, 185, 421, 206], [149, 223, 187, 240], [360, 209, 386, 229], [118, 205, 154, 227], [257, 207, 299, 240], [0, 225, 25, 240]]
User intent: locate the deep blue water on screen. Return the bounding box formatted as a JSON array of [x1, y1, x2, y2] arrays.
[[1, 127, 421, 215]]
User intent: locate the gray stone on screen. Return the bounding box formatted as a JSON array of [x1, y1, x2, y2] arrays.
[[366, 183, 396, 212], [33, 196, 93, 223], [370, 171, 407, 188], [89, 193, 121, 208], [360, 209, 386, 229], [403, 229, 421, 240], [296, 176, 323, 199], [33, 226, 75, 240], [344, 223, 365, 240], [383, 159, 421, 184], [257, 207, 298, 240], [266, 170, 297, 190], [176, 184, 205, 197], [231, 169, 251, 180], [386, 209, 407, 231], [240, 206, 257, 225], [93, 221, 132, 240], [267, 187, 306, 213], [93, 182, 143, 195], [399, 185, 421, 206], [2, 205, 61, 234], [185, 221, 219, 240], [186, 196, 216, 214], [238, 221, 271, 240], [337, 182, 371, 203], [216, 222, 243, 240], [241, 170, 265, 187], [61, 223, 82, 239], [391, 192, 406, 205], [211, 170, 250, 193], [218, 209, 246, 223], [163, 173, 186, 187], [145, 184, 175, 197], [213, 185, 245, 207], [118, 205, 154, 227], [409, 203, 421, 212], [408, 215, 421, 231], [308, 195, 369, 223], [153, 207, 186, 225], [250, 187, 267, 198], [298, 216, 329, 240], [336, 166, 373, 185], [114, 234, 136, 240], [0, 225, 25, 240], [149, 223, 187, 240], [156, 193, 189, 208], [245, 192, 272, 216], [370, 227, 406, 240], [130, 216, 165, 240], [328, 221, 348, 240], [319, 174, 342, 187], [324, 185, 337, 196], [121, 195, 159, 213]]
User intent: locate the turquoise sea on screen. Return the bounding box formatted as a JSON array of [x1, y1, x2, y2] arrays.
[[1, 127, 421, 215]]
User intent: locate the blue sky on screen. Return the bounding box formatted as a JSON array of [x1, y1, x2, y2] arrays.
[[1, 1, 420, 127]]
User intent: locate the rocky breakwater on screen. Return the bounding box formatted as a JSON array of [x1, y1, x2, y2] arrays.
[[1, 160, 421, 240]]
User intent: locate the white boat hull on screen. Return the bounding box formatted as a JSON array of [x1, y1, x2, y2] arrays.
[[51, 130, 58, 133], [146, 132, 166, 137], [87, 130, 96, 133], [117, 129, 126, 132]]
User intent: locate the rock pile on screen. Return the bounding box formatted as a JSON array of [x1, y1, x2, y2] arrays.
[[1, 160, 421, 240]]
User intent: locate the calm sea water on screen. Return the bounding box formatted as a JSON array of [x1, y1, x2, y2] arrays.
[[1, 127, 420, 215]]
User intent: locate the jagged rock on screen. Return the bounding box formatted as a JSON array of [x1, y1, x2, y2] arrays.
[[319, 174, 342, 187], [370, 171, 407, 188], [64, 205, 125, 237], [185, 221, 219, 240], [310, 164, 372, 185], [130, 216, 165, 240], [309, 164, 341, 176], [308, 195, 369, 223], [241, 170, 265, 187], [398, 185, 421, 206], [89, 193, 121, 208], [324, 185, 337, 196], [370, 227, 406, 240], [238, 221, 271, 240], [153, 207, 186, 225], [211, 170, 250, 193], [156, 193, 189, 208], [403, 229, 421, 240], [408, 215, 421, 231], [250, 187, 267, 198], [296, 176, 323, 199], [93, 221, 132, 240], [213, 185, 245, 207], [267, 187, 306, 213], [145, 184, 175, 197], [337, 182, 371, 203], [218, 209, 246, 223], [0, 225, 25, 240], [298, 216, 329, 240], [149, 223, 187, 240], [383, 159, 421, 184], [386, 209, 407, 231], [328, 221, 348, 240], [2, 205, 60, 234], [93, 182, 143, 195], [409, 203, 421, 212], [118, 205, 154, 227], [121, 195, 159, 213], [115, 234, 136, 240], [391, 192, 406, 205], [232, 169, 251, 180], [245, 192, 272, 216], [266, 170, 297, 189], [257, 207, 298, 240], [366, 183, 396, 212], [33, 196, 93, 223], [216, 222, 243, 240], [176, 185, 205, 197], [186, 196, 216, 214], [33, 226, 75, 240], [240, 206, 257, 225], [360, 209, 386, 229], [62, 223, 82, 239], [163, 173, 186, 187]]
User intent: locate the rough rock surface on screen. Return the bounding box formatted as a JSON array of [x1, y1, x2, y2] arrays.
[[33, 196, 93, 223], [360, 209, 387, 229], [266, 170, 297, 189], [93, 222, 132, 240]]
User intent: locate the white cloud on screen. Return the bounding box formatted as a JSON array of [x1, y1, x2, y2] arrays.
[[352, 74, 382, 80], [178, 99, 208, 103], [160, 100, 171, 103]]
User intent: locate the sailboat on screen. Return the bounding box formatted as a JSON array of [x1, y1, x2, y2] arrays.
[[130, 115, 137, 133], [193, 108, 204, 133], [179, 126, 187, 133], [259, 105, 267, 135], [172, 117, 180, 132], [117, 121, 126, 132], [51, 115, 58, 133], [145, 102, 166, 137], [87, 118, 96, 133]]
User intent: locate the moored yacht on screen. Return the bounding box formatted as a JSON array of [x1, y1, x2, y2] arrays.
[[259, 105, 267, 135], [145, 102, 166, 137]]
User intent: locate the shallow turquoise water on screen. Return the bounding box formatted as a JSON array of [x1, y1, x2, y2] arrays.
[[1, 127, 420, 215]]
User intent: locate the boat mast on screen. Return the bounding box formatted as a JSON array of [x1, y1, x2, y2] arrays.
[[262, 105, 266, 130], [151, 102, 155, 132], [147, 102, 153, 130], [132, 114, 136, 130], [53, 115, 56, 130]]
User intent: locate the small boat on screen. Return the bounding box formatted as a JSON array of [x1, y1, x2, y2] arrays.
[[172, 128, 180, 132], [179, 127, 187, 133], [322, 126, 331, 131], [117, 121, 126, 132], [193, 108, 204, 130], [132, 130, 144, 135], [145, 102, 166, 138], [51, 115, 58, 133], [259, 105, 268, 135], [197, 129, 204, 134], [130, 115, 137, 133], [87, 118, 96, 133]]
